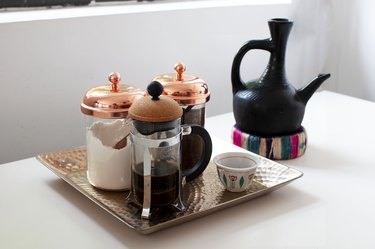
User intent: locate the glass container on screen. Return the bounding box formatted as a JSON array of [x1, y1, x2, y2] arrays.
[[153, 63, 210, 181], [80, 72, 144, 190]]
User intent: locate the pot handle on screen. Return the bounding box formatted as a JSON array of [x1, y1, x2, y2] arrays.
[[182, 125, 212, 181], [231, 39, 274, 94]]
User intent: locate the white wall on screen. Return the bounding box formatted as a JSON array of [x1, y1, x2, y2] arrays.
[[328, 0, 375, 100], [0, 2, 293, 163], [290, 0, 375, 102], [8, 0, 372, 164]]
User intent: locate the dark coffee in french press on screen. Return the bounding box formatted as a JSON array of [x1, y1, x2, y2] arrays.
[[132, 161, 179, 208]]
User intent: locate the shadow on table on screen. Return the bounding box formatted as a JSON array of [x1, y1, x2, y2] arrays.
[[47, 179, 317, 248]]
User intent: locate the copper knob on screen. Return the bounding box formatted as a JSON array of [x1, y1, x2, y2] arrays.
[[174, 63, 186, 81], [108, 72, 121, 92]]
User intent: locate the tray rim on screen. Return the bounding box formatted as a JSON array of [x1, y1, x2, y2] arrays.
[[36, 146, 303, 235]]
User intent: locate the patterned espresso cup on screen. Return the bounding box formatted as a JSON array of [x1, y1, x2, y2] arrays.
[[214, 152, 260, 192]]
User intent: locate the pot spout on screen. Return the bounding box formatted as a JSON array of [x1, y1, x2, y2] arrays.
[[297, 73, 331, 104]]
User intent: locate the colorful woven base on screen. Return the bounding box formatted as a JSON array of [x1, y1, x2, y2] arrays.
[[232, 126, 307, 160]]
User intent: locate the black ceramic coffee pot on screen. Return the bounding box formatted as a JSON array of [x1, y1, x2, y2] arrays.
[[231, 18, 330, 137]]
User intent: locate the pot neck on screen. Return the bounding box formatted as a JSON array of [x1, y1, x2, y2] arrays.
[[260, 19, 293, 86]]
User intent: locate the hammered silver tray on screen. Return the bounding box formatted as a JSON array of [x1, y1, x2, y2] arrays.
[[37, 140, 303, 234]]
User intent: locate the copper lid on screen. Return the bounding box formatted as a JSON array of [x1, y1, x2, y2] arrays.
[[153, 63, 210, 106], [129, 81, 182, 122], [81, 72, 145, 119]]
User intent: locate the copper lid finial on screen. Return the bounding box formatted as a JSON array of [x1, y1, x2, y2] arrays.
[[174, 63, 186, 81], [109, 72, 121, 92]]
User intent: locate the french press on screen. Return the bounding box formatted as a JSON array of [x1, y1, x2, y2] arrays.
[[80, 72, 144, 190], [153, 63, 210, 181], [128, 81, 212, 219]]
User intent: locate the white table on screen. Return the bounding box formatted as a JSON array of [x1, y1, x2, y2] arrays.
[[1, 90, 375, 248]]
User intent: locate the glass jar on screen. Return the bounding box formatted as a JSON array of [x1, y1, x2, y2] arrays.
[[153, 63, 210, 181], [80, 72, 144, 190]]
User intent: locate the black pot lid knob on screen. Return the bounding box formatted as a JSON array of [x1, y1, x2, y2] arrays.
[[147, 81, 164, 100]]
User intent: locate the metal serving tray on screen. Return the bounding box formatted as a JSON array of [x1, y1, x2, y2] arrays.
[[37, 139, 303, 234]]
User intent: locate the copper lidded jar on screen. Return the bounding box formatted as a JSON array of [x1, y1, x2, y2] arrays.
[[80, 72, 145, 191], [153, 63, 210, 181]]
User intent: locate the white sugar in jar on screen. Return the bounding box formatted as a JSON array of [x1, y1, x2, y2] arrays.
[[80, 72, 144, 191], [86, 119, 131, 190]]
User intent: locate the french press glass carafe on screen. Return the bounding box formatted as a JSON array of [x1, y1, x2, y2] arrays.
[[128, 81, 212, 219], [153, 63, 210, 181]]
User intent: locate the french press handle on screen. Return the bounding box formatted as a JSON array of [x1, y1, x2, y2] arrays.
[[231, 39, 274, 91], [181, 125, 212, 181]]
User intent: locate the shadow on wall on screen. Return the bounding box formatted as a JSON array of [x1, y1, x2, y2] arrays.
[[290, 0, 375, 103], [331, 0, 375, 101], [287, 0, 334, 90]]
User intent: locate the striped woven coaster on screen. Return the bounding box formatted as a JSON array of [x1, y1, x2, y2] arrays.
[[232, 126, 307, 160]]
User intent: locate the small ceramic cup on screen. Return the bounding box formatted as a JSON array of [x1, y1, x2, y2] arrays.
[[213, 152, 260, 192]]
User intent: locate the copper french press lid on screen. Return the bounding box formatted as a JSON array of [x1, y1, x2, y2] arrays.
[[81, 72, 145, 119], [153, 63, 210, 106]]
